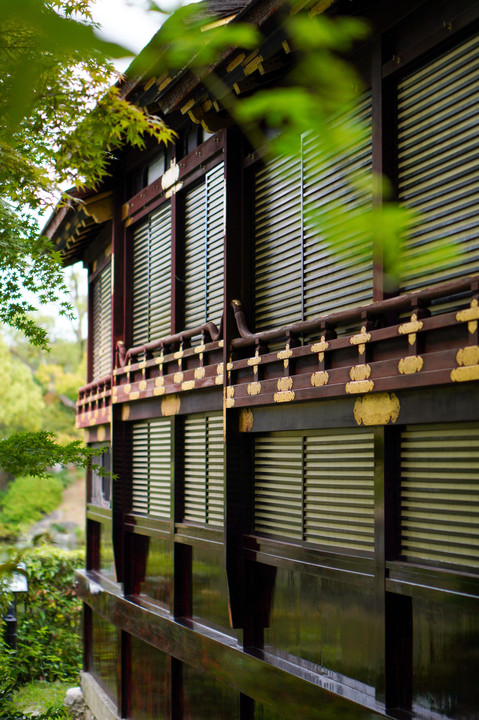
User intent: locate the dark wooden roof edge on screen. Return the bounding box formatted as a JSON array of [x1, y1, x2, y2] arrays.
[[41, 185, 104, 239], [119, 0, 285, 109], [43, 189, 113, 266], [41, 204, 72, 241]]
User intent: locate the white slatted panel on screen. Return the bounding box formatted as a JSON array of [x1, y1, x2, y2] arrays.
[[254, 94, 373, 334], [149, 419, 172, 519], [131, 419, 171, 518], [184, 413, 224, 527], [206, 414, 224, 527], [184, 183, 206, 331], [401, 423, 479, 569], [254, 435, 303, 539], [132, 203, 171, 347], [149, 205, 172, 341], [398, 34, 479, 292], [303, 93, 373, 319], [184, 164, 225, 332], [184, 416, 207, 524], [132, 220, 149, 347], [254, 155, 303, 331], [205, 164, 225, 325], [92, 262, 112, 381], [304, 429, 375, 551], [132, 422, 149, 515]]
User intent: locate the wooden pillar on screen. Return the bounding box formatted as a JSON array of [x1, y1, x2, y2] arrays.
[[223, 126, 250, 628], [111, 406, 131, 584], [112, 172, 126, 362], [371, 36, 398, 305], [375, 422, 413, 711]]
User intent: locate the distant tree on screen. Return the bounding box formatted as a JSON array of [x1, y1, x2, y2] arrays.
[[0, 337, 44, 438]]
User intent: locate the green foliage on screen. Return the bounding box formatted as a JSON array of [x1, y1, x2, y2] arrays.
[[0, 546, 84, 688], [147, 1, 457, 286], [0, 338, 44, 436], [3, 680, 71, 718], [0, 474, 63, 539], [0, 431, 104, 480], [0, 0, 174, 347], [140, 3, 260, 72]]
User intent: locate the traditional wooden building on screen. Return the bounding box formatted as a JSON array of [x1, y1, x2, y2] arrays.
[[46, 1, 479, 718]]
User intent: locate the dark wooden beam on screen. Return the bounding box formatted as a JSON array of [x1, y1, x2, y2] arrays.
[[76, 570, 389, 720]]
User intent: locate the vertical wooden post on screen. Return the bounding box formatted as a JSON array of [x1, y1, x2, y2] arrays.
[[112, 172, 126, 362], [119, 630, 131, 719], [376, 422, 413, 711], [86, 518, 100, 571], [371, 36, 398, 305], [373, 426, 387, 704], [384, 425, 412, 711], [171, 193, 185, 335], [111, 407, 131, 584], [223, 126, 249, 628], [173, 415, 192, 619], [83, 604, 92, 673]]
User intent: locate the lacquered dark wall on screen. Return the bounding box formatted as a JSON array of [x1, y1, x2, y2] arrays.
[[192, 545, 239, 639], [183, 662, 240, 720], [264, 569, 376, 688], [139, 537, 173, 609], [254, 702, 291, 720], [412, 598, 479, 719], [91, 611, 119, 703], [99, 521, 116, 581], [130, 635, 171, 720]]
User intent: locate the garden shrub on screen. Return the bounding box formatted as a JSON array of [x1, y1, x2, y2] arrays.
[[0, 475, 63, 539], [0, 546, 84, 689]]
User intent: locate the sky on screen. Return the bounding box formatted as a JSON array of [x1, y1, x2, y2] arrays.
[[90, 0, 163, 69], [90, 0, 195, 71]]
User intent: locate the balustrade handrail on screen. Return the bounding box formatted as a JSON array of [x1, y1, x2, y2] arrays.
[[79, 375, 112, 395], [231, 273, 479, 348], [116, 316, 223, 369]]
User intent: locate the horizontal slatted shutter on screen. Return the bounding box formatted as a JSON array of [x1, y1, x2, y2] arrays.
[[184, 184, 206, 332], [132, 203, 171, 347], [184, 416, 207, 524], [254, 156, 303, 331], [149, 419, 172, 519], [254, 94, 373, 334], [401, 423, 479, 569], [398, 34, 479, 293], [131, 419, 171, 518], [92, 262, 112, 380], [184, 413, 224, 527], [206, 415, 224, 526], [304, 429, 374, 551], [132, 422, 149, 515], [303, 93, 373, 319], [254, 435, 303, 539], [184, 164, 225, 332], [254, 430, 374, 551], [149, 206, 172, 341], [132, 220, 149, 346], [206, 164, 225, 326]]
